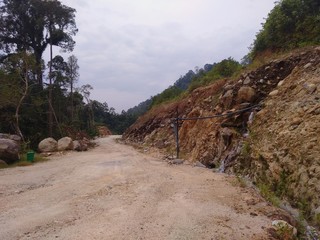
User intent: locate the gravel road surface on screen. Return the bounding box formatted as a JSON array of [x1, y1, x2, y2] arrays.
[[0, 136, 280, 239]]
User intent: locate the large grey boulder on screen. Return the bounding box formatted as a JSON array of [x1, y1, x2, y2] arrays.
[[0, 138, 20, 164], [38, 138, 58, 153], [58, 137, 73, 151], [237, 86, 256, 103], [0, 133, 21, 142]]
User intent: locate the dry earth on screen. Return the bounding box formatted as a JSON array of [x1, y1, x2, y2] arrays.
[[0, 136, 284, 240]]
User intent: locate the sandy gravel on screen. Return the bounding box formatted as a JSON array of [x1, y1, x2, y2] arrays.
[[0, 136, 279, 240]]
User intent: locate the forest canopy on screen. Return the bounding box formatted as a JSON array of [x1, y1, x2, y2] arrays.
[[251, 0, 320, 57]]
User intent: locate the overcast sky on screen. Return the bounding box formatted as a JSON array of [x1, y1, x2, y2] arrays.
[[55, 0, 275, 112]]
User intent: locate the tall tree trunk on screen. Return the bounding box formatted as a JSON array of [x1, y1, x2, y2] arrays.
[[48, 43, 53, 137], [71, 77, 74, 122], [35, 53, 43, 88], [15, 74, 28, 143]]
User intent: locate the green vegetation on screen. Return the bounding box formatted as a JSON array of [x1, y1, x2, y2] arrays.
[[150, 86, 184, 108], [0, 0, 140, 150], [251, 0, 320, 58], [149, 58, 242, 108], [189, 57, 242, 91], [257, 183, 281, 207]]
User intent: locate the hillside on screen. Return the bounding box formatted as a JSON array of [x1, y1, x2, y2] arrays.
[[123, 46, 320, 230]]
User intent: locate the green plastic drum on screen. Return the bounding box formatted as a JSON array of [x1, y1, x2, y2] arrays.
[[27, 151, 35, 162]]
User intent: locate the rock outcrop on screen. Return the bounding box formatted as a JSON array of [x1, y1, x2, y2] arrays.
[[38, 138, 58, 153], [123, 47, 320, 227]]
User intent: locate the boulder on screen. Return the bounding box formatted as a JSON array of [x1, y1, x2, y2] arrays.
[[73, 140, 88, 152], [73, 140, 81, 151], [38, 138, 58, 153], [58, 137, 73, 151], [0, 134, 21, 142], [237, 86, 256, 103], [0, 139, 20, 164]]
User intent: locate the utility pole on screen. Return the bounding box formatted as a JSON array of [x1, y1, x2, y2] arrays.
[[174, 108, 180, 159]]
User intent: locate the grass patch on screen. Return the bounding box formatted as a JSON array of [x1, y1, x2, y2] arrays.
[[235, 175, 247, 188], [10, 152, 47, 168], [258, 183, 281, 207]]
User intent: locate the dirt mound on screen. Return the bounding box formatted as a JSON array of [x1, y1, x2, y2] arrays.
[[97, 126, 112, 137]]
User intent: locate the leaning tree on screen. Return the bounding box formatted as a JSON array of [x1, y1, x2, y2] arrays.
[[0, 0, 78, 86]]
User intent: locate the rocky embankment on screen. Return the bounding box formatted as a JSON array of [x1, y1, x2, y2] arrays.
[[123, 47, 320, 228]]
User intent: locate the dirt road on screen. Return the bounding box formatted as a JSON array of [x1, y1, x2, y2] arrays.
[[0, 136, 280, 240]]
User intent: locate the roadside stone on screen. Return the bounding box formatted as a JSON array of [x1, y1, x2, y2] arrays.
[[171, 159, 184, 165], [58, 137, 73, 151], [73, 140, 88, 152], [38, 138, 58, 153], [194, 161, 206, 168], [73, 140, 81, 151], [0, 139, 20, 164], [0, 134, 21, 142]]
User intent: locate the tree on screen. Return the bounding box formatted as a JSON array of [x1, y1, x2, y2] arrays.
[[251, 0, 320, 57], [66, 55, 79, 121], [48, 55, 69, 86], [0, 52, 37, 141], [0, 0, 78, 86], [79, 84, 95, 131]]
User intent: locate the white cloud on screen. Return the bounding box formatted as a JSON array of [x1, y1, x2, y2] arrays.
[[55, 0, 276, 112]]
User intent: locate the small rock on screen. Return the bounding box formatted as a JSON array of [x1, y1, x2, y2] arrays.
[[171, 159, 184, 165], [290, 118, 302, 126], [303, 83, 317, 94], [277, 80, 284, 87], [272, 220, 297, 237], [243, 76, 251, 85], [194, 161, 206, 168], [269, 90, 279, 96], [304, 63, 312, 69]]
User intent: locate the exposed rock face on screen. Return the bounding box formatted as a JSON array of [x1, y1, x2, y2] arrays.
[[0, 137, 20, 164], [58, 137, 73, 151], [124, 47, 320, 225], [38, 138, 58, 153], [235, 53, 320, 223]]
